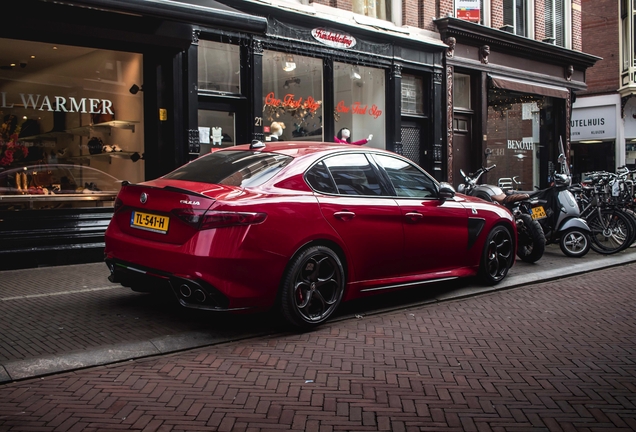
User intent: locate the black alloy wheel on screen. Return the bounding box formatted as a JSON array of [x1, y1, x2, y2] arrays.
[[479, 225, 514, 285], [280, 245, 345, 330]]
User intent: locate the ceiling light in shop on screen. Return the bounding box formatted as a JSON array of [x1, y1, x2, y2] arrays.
[[283, 55, 296, 72], [351, 66, 361, 80], [579, 140, 602, 144]]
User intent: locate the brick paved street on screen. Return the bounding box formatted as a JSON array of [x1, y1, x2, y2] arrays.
[[1, 261, 635, 431]]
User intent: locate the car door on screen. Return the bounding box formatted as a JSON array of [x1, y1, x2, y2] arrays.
[[372, 153, 469, 276], [305, 153, 404, 285]]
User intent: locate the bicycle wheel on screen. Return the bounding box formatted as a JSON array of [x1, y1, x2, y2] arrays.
[[586, 208, 636, 254], [624, 208, 636, 248]]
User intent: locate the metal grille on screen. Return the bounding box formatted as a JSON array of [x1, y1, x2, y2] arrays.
[[401, 125, 420, 165]]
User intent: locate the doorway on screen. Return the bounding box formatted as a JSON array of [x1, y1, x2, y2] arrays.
[[452, 112, 472, 188]]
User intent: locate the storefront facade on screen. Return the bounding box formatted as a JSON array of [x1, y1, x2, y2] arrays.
[[0, 0, 445, 269], [570, 95, 621, 182], [0, 0, 267, 268], [435, 17, 599, 190]]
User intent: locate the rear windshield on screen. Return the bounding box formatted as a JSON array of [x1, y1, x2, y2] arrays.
[[163, 150, 293, 187]]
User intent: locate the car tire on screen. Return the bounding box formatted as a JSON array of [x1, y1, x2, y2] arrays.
[[516, 214, 546, 263], [479, 225, 514, 285], [559, 228, 591, 258], [280, 245, 345, 330]]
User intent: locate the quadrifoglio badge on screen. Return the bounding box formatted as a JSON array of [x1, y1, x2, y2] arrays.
[[311, 28, 356, 49]]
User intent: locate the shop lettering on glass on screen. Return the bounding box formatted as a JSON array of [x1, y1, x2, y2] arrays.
[[1, 92, 114, 115], [507, 138, 534, 151], [336, 100, 383, 119], [263, 92, 322, 123]]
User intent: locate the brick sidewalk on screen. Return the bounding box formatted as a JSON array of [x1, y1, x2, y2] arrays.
[[1, 262, 635, 431]]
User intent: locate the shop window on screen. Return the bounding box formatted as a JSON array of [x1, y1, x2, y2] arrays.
[[198, 40, 240, 93], [334, 62, 385, 148], [352, 0, 392, 22], [453, 73, 471, 110], [503, 0, 528, 37], [262, 50, 323, 141], [486, 88, 550, 190], [401, 75, 424, 115], [544, 0, 567, 47], [0, 38, 144, 210]]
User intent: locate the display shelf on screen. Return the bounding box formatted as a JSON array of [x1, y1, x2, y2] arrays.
[[66, 120, 139, 136], [18, 131, 71, 142], [64, 151, 139, 163]]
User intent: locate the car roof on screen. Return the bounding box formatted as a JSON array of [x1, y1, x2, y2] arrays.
[[220, 141, 382, 158]]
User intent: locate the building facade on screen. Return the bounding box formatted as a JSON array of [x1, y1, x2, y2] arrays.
[[571, 0, 634, 182], [0, 0, 597, 268]]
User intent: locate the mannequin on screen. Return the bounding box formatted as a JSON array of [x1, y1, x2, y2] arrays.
[[334, 127, 372, 146], [268, 122, 285, 141]]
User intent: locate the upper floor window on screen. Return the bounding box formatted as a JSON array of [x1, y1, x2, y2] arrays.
[[352, 0, 392, 22], [503, 0, 528, 37], [544, 0, 565, 46]]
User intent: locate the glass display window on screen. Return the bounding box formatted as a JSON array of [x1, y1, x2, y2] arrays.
[[198, 41, 240, 93], [333, 62, 385, 148], [262, 50, 323, 142], [0, 38, 144, 208], [486, 89, 550, 190]]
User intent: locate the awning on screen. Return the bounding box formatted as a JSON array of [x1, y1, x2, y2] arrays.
[[51, 0, 268, 34], [489, 74, 570, 99]]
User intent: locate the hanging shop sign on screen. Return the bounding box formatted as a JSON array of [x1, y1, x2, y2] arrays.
[[571, 105, 616, 141], [311, 28, 356, 49], [336, 100, 383, 119], [455, 0, 480, 22]]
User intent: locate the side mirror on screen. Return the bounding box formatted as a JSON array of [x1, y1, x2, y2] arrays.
[[438, 182, 456, 200]]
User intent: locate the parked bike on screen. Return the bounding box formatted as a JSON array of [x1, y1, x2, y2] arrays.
[[458, 165, 546, 263]]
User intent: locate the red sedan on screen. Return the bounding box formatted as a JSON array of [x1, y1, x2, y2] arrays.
[[105, 141, 515, 329]]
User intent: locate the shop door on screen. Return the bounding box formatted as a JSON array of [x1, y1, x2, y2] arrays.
[[452, 113, 472, 188], [197, 99, 248, 156], [401, 121, 423, 168]]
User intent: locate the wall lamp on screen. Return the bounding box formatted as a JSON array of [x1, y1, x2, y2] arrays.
[[129, 84, 144, 94]]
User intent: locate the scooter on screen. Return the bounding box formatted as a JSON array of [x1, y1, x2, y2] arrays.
[[458, 165, 546, 263]]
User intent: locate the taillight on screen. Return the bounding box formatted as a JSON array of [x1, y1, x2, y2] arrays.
[[113, 198, 124, 214], [172, 209, 267, 230]]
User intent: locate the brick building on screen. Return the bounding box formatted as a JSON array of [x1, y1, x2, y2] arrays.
[[571, 0, 635, 179]]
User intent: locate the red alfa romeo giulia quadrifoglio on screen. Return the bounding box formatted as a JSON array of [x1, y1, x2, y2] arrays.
[[105, 141, 516, 329]]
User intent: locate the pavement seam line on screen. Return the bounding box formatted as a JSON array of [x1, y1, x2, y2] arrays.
[[0, 286, 120, 301]]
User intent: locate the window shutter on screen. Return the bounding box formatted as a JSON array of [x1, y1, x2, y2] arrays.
[[555, 0, 565, 46], [544, 0, 555, 39], [503, 0, 514, 26]]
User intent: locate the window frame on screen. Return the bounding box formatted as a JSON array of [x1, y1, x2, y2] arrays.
[[544, 0, 571, 48], [503, 0, 534, 39]]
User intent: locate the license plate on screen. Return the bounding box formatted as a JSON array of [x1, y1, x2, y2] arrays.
[[131, 211, 170, 234], [531, 206, 547, 220]]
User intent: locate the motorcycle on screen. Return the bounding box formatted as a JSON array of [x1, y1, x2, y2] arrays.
[[458, 165, 546, 263]]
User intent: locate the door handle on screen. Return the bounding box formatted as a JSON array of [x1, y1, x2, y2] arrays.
[[333, 211, 356, 221], [405, 212, 423, 222]]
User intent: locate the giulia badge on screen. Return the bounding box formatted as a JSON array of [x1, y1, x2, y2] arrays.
[[140, 192, 148, 204]]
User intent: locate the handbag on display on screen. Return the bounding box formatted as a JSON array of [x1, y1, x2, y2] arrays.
[[88, 137, 104, 155], [91, 101, 115, 124]]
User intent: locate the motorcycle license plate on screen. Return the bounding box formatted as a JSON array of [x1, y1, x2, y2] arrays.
[[531, 206, 547, 220], [131, 211, 170, 234]]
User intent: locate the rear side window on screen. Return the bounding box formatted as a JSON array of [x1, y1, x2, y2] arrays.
[[321, 153, 390, 196], [305, 161, 338, 194], [373, 154, 437, 198], [163, 151, 292, 187]]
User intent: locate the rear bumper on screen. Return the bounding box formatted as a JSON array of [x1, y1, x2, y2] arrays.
[[105, 258, 247, 311]]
